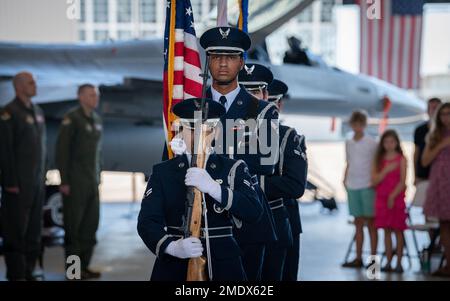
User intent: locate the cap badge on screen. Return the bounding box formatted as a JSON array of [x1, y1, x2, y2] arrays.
[[244, 65, 255, 75], [219, 28, 230, 39]]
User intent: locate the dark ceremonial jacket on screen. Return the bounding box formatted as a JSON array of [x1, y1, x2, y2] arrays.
[[263, 124, 307, 239], [137, 154, 262, 281], [207, 87, 279, 244]]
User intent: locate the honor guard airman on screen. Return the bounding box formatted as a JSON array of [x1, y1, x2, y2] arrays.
[[0, 72, 46, 281], [55, 84, 102, 280], [239, 65, 301, 280], [266, 79, 308, 281], [238, 63, 274, 101], [138, 98, 262, 281], [200, 27, 279, 281]]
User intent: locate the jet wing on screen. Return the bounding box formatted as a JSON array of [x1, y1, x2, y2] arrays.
[[0, 40, 164, 106], [268, 63, 426, 119]]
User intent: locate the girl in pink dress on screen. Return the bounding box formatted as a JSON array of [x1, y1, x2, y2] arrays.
[[422, 102, 450, 277], [371, 130, 407, 273]]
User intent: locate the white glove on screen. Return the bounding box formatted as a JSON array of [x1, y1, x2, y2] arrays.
[[185, 167, 222, 202], [165, 236, 203, 259], [170, 137, 187, 155]]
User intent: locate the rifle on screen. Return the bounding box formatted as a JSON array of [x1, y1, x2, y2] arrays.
[[184, 54, 211, 281]]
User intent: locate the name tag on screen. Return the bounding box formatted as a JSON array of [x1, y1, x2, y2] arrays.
[[26, 115, 34, 124]]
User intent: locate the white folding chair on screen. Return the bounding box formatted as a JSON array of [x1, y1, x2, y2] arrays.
[[406, 180, 441, 272]]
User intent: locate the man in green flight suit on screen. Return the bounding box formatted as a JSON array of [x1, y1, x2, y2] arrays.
[[56, 84, 102, 280], [0, 72, 46, 281]]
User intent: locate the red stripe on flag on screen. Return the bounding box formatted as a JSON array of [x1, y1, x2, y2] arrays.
[[397, 17, 405, 87], [171, 96, 183, 104], [184, 47, 202, 68], [360, 1, 366, 74], [174, 42, 184, 56], [377, 0, 384, 79], [173, 70, 184, 85], [387, 14, 394, 84], [174, 43, 202, 69], [163, 71, 169, 127], [184, 78, 203, 97], [414, 17, 423, 89], [407, 17, 416, 89]]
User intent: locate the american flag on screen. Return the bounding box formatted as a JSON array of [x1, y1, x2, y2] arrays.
[[163, 0, 203, 159], [358, 0, 424, 90]]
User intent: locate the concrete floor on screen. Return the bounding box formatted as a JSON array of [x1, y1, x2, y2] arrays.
[[0, 201, 448, 281]]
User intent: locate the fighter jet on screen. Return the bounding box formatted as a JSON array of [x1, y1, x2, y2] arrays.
[[0, 32, 427, 171]]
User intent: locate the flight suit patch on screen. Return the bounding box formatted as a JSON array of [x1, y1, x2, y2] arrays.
[[62, 117, 71, 126], [0, 111, 10, 120], [26, 115, 34, 124]]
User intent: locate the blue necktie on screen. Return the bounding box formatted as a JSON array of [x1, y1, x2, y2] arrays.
[[219, 95, 227, 107]]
